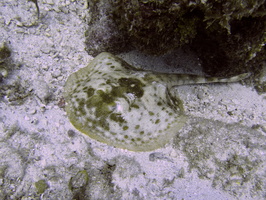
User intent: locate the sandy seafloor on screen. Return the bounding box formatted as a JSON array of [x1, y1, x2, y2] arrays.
[[0, 0, 266, 199]]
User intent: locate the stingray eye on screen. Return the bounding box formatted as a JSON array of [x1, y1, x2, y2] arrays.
[[118, 78, 144, 98], [113, 98, 130, 113], [115, 102, 123, 112], [130, 83, 136, 88]]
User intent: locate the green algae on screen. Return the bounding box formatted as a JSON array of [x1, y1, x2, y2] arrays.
[[35, 179, 49, 194]]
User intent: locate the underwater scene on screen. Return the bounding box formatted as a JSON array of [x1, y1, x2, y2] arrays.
[[0, 0, 265, 199]]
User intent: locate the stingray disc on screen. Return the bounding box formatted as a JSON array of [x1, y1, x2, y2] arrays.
[[64, 52, 186, 151], [64, 52, 250, 151]]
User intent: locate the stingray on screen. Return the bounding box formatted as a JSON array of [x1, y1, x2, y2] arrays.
[[64, 52, 250, 151]]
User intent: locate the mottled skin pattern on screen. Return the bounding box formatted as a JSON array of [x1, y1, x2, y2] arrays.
[[64, 52, 250, 151]]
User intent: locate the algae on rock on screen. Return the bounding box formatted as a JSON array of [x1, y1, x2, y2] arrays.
[[173, 118, 266, 199], [35, 179, 49, 194], [85, 0, 266, 80], [0, 42, 12, 81]]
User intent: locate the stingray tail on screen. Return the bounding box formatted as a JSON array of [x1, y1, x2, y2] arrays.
[[170, 72, 251, 87]]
